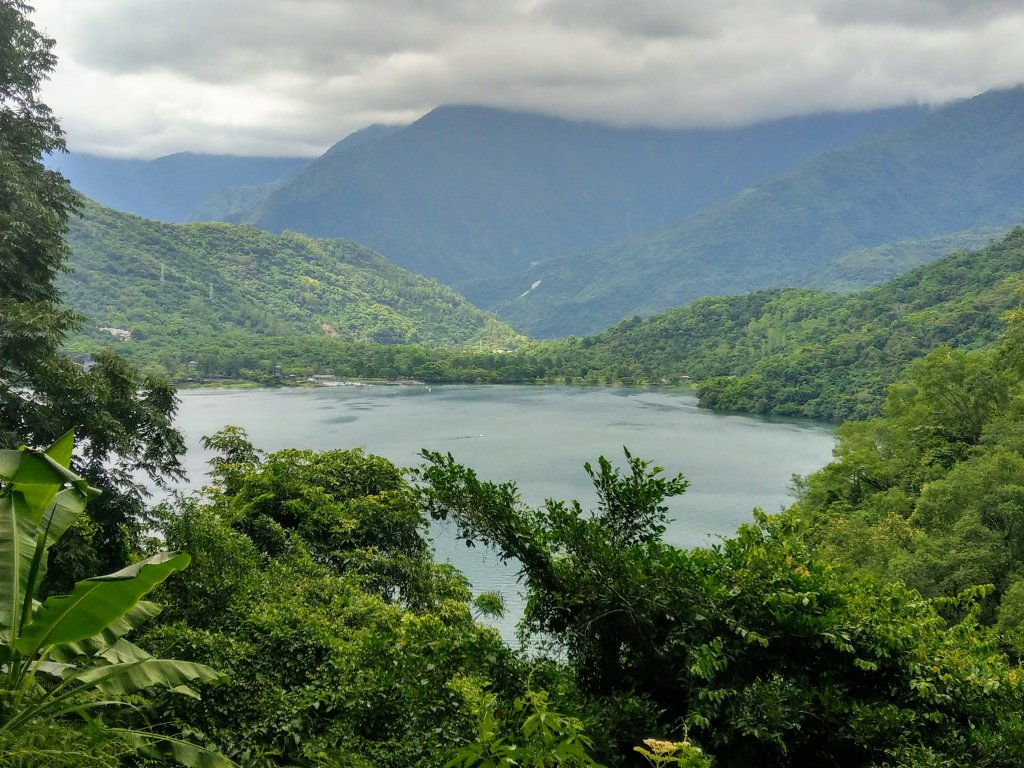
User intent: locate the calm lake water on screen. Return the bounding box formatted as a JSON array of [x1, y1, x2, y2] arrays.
[[172, 384, 836, 640]]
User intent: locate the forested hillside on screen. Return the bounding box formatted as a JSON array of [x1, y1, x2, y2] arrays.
[[60, 201, 522, 377], [538, 226, 1024, 420], [245, 103, 925, 285], [792, 312, 1024, 636], [807, 226, 1009, 292], [88, 227, 1024, 416], [496, 87, 1024, 336]]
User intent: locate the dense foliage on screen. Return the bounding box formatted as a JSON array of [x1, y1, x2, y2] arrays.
[[9, 4, 1024, 766], [0, 0, 185, 589], [60, 200, 524, 377], [537, 226, 1024, 420], [418, 450, 1024, 768], [139, 431, 524, 768], [0, 432, 232, 766], [787, 309, 1024, 635]]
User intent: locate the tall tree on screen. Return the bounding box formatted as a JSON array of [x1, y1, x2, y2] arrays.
[[0, 0, 78, 380], [0, 0, 184, 587]]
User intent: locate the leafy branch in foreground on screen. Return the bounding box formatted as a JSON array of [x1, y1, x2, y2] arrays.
[[417, 449, 1024, 768], [0, 430, 234, 766], [445, 689, 606, 768]]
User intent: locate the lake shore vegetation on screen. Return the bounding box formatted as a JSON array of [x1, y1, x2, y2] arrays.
[[63, 226, 1024, 426]]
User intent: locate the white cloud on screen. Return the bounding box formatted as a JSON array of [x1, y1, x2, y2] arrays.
[[27, 0, 1024, 157]]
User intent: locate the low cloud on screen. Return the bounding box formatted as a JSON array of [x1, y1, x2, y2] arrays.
[[29, 0, 1024, 158]]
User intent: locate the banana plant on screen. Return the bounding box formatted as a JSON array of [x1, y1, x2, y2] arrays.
[[0, 430, 235, 767]]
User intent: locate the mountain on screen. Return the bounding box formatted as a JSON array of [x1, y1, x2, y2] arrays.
[[59, 201, 523, 374], [48, 151, 310, 222], [537, 226, 1024, 420], [494, 87, 1024, 337], [244, 103, 927, 285], [321, 123, 407, 157], [806, 226, 1010, 293], [188, 124, 407, 224]]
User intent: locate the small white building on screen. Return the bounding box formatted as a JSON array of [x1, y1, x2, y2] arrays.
[[99, 326, 131, 341]]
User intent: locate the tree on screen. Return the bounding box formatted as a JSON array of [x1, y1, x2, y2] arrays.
[[417, 450, 1024, 768], [139, 435, 519, 768], [0, 0, 185, 587], [0, 1, 77, 310], [0, 431, 234, 766]]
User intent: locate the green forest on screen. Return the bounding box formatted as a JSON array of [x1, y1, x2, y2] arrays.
[[62, 209, 1024, 423], [61, 200, 524, 363], [3, 2, 1024, 766], [539, 228, 1024, 421]]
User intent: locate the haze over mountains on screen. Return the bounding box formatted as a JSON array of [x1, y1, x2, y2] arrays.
[[57, 103, 926, 276], [242, 104, 927, 286], [48, 152, 310, 223], [55, 87, 1024, 340], [496, 87, 1024, 336]]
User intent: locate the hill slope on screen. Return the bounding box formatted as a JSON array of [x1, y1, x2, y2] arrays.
[[246, 104, 926, 285], [187, 124, 407, 224], [495, 87, 1024, 336], [60, 201, 522, 375], [806, 226, 1010, 293], [539, 226, 1024, 420]]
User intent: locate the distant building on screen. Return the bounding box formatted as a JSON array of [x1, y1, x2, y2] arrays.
[[187, 361, 198, 373], [99, 326, 131, 341]]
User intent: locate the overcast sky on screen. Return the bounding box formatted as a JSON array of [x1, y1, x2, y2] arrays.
[[29, 0, 1024, 159]]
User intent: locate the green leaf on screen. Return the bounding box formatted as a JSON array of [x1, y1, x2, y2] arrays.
[[0, 492, 41, 640], [45, 429, 75, 469], [12, 482, 58, 528], [50, 600, 163, 661], [10, 452, 71, 488], [0, 449, 23, 480], [4, 448, 100, 504], [35, 659, 74, 679], [99, 637, 153, 664], [72, 657, 225, 696], [16, 552, 190, 655], [117, 729, 238, 768], [20, 486, 91, 632]]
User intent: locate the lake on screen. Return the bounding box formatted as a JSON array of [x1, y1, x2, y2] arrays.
[[172, 384, 836, 640]]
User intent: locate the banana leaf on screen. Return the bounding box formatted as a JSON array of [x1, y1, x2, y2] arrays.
[[72, 657, 225, 696], [99, 637, 154, 664], [50, 601, 163, 662], [16, 552, 190, 655], [1, 432, 99, 641], [0, 491, 42, 640], [120, 730, 238, 768]]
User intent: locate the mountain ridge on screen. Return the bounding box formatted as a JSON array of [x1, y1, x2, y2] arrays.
[[492, 86, 1024, 336], [244, 102, 929, 284], [48, 151, 311, 222]]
